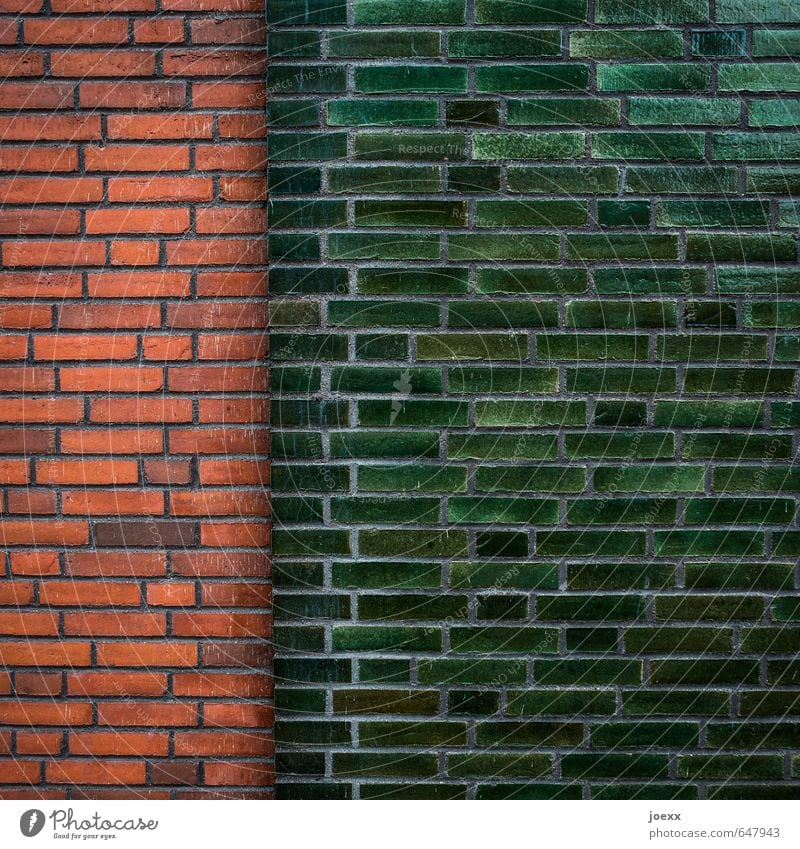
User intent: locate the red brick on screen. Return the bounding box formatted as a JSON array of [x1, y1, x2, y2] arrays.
[[0, 521, 89, 546], [97, 703, 197, 727], [96, 642, 198, 667], [204, 703, 274, 728], [0, 146, 77, 172], [0, 760, 41, 784], [24, 18, 128, 44], [67, 672, 167, 697], [59, 366, 164, 392], [87, 270, 190, 297], [173, 673, 270, 698], [10, 551, 60, 576], [90, 397, 192, 423], [174, 732, 273, 757], [62, 490, 165, 516], [59, 303, 161, 329], [0, 208, 80, 235], [193, 81, 265, 108], [86, 207, 190, 234], [0, 702, 92, 724], [46, 760, 147, 786], [134, 18, 185, 43], [61, 428, 163, 454], [3, 240, 105, 268], [7, 489, 57, 514], [0, 82, 73, 108], [199, 460, 268, 485], [66, 551, 166, 577], [34, 334, 138, 361], [17, 732, 64, 756], [0, 177, 101, 203], [36, 460, 139, 485], [51, 51, 155, 77], [107, 114, 213, 140], [64, 612, 165, 637], [84, 144, 189, 172], [147, 582, 196, 606], [69, 732, 169, 757]]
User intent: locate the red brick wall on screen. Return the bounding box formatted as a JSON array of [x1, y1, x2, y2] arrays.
[[0, 0, 271, 798]]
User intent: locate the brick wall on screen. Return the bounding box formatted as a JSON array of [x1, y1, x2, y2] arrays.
[[271, 0, 800, 799], [0, 0, 271, 797]]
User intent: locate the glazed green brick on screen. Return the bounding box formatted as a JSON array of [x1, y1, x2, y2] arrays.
[[475, 199, 587, 226], [476, 465, 587, 493], [272, 432, 323, 460], [571, 565, 660, 595], [595, 465, 704, 493], [272, 367, 321, 395], [536, 659, 642, 685], [267, 167, 321, 196], [683, 433, 791, 460], [267, 233, 320, 262], [773, 599, 800, 622], [776, 336, 800, 361], [749, 100, 800, 129], [597, 200, 650, 227], [678, 755, 782, 781], [654, 399, 763, 427], [570, 753, 667, 778], [741, 628, 800, 653], [706, 723, 800, 749], [538, 333, 649, 361], [359, 594, 470, 622], [476, 530, 529, 557], [329, 431, 439, 460], [328, 234, 441, 260], [356, 66, 467, 94], [448, 754, 553, 778], [598, 65, 710, 92], [267, 100, 319, 127], [475, 65, 588, 93], [450, 30, 561, 58], [359, 529, 469, 558], [270, 301, 320, 328], [274, 624, 325, 652], [269, 267, 347, 296], [570, 29, 683, 58], [475, 0, 587, 22], [592, 785, 699, 801], [273, 561, 324, 589], [566, 627, 618, 652], [685, 367, 795, 394], [359, 722, 468, 747], [754, 30, 800, 57], [593, 132, 705, 160], [506, 164, 619, 195], [448, 433, 557, 461], [476, 722, 582, 746], [355, 200, 467, 228], [507, 98, 620, 126], [276, 721, 352, 746], [329, 301, 439, 328], [448, 690, 500, 715], [333, 752, 438, 778], [683, 300, 741, 327], [273, 496, 323, 524], [687, 234, 797, 262], [332, 626, 441, 653], [623, 690, 730, 717], [596, 0, 709, 23], [267, 65, 346, 94], [537, 594, 645, 621], [330, 497, 440, 524], [449, 367, 558, 394], [714, 132, 800, 161], [358, 399, 468, 427], [712, 467, 800, 493], [448, 495, 558, 524], [449, 234, 559, 261], [274, 658, 352, 685], [273, 528, 351, 557], [360, 784, 467, 800], [417, 333, 529, 360], [271, 334, 348, 362], [358, 465, 466, 493], [567, 235, 678, 261], [269, 132, 346, 161], [272, 399, 349, 428], [686, 496, 793, 525], [779, 201, 800, 226], [419, 659, 526, 685], [567, 496, 677, 524], [358, 267, 467, 295], [686, 562, 794, 590], [591, 722, 699, 748], [624, 626, 733, 654], [537, 531, 646, 557], [476, 594, 529, 620], [650, 659, 759, 685], [596, 267, 706, 295], [508, 689, 615, 716], [473, 133, 584, 161], [768, 660, 800, 685], [268, 30, 321, 58], [567, 300, 677, 328], [273, 464, 349, 493], [445, 168, 500, 199], [328, 30, 440, 57], [330, 365, 441, 393], [276, 689, 326, 715], [450, 561, 559, 590], [449, 300, 559, 327], [328, 167, 440, 195], [625, 165, 738, 194], [328, 100, 439, 128], [631, 97, 739, 127], [774, 402, 800, 427], [719, 63, 800, 92], [450, 626, 557, 653], [354, 132, 465, 161], [268, 0, 347, 24], [566, 367, 676, 393], [691, 29, 746, 56], [358, 659, 411, 683], [477, 269, 585, 295], [653, 530, 764, 557], [593, 401, 647, 428], [745, 301, 800, 328], [477, 785, 583, 801], [654, 594, 765, 620], [476, 400, 586, 428], [354, 0, 465, 23], [740, 692, 800, 718], [658, 334, 768, 361], [332, 561, 441, 589]]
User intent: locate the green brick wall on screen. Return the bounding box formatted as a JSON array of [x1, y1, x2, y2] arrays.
[[268, 0, 800, 799]]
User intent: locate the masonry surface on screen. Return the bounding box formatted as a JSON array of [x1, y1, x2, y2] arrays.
[[0, 0, 271, 797], [270, 0, 800, 799]]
